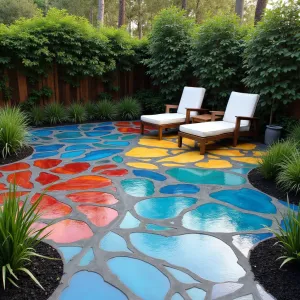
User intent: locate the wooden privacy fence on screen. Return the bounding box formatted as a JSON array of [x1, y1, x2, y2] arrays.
[[0, 65, 152, 106]]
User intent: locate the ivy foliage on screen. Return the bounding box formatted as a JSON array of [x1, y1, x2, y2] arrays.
[[190, 14, 249, 109], [145, 6, 195, 101], [243, 1, 300, 124]]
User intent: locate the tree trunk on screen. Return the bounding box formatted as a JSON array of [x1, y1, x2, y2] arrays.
[[118, 0, 126, 28], [182, 0, 187, 9], [255, 0, 268, 25], [138, 0, 142, 39], [235, 0, 244, 19], [97, 0, 104, 26]]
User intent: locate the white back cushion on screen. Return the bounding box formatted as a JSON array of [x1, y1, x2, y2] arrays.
[[223, 92, 260, 126], [177, 87, 206, 116]]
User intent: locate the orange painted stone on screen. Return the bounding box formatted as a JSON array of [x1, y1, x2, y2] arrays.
[[0, 191, 29, 204], [47, 175, 111, 191], [66, 191, 118, 205], [118, 127, 149, 134], [92, 164, 117, 172], [35, 172, 60, 185], [0, 183, 6, 190], [51, 162, 90, 174], [7, 171, 33, 189], [77, 205, 118, 227], [34, 159, 62, 169], [101, 169, 128, 176], [115, 121, 131, 126], [0, 173, 3, 178], [0, 162, 30, 171], [31, 193, 72, 219], [132, 121, 155, 130]]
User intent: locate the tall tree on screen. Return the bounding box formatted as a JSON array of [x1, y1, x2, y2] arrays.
[[98, 0, 104, 25], [235, 0, 245, 19], [137, 0, 143, 39], [118, 0, 126, 27], [182, 0, 187, 9], [254, 0, 268, 24]]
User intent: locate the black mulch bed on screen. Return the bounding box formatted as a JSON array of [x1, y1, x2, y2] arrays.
[[248, 168, 300, 206], [0, 242, 63, 300], [250, 237, 300, 300], [0, 145, 33, 166]]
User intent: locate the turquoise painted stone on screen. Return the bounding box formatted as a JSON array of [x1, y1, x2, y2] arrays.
[[100, 232, 131, 252], [121, 179, 154, 197], [160, 184, 200, 194], [212, 282, 243, 299], [135, 197, 197, 219], [31, 151, 59, 159], [146, 224, 172, 231], [108, 257, 170, 300], [79, 249, 94, 266], [54, 125, 79, 131], [103, 141, 130, 146], [182, 203, 272, 232], [165, 266, 199, 284], [56, 132, 82, 139], [94, 126, 115, 131], [35, 144, 64, 152], [230, 168, 252, 175], [31, 130, 53, 137], [130, 233, 245, 282], [166, 168, 246, 185], [60, 271, 127, 300], [210, 188, 276, 214], [122, 135, 137, 140], [186, 288, 206, 300], [133, 170, 167, 181], [60, 138, 99, 144], [171, 294, 184, 300], [74, 149, 123, 162], [59, 247, 82, 263], [279, 200, 299, 212], [113, 155, 123, 163], [102, 134, 123, 140], [120, 212, 140, 229], [86, 131, 110, 137], [66, 144, 93, 151], [61, 150, 85, 159]]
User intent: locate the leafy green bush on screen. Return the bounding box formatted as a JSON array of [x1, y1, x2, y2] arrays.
[[67, 103, 87, 123], [30, 106, 45, 126], [44, 102, 66, 125], [288, 124, 300, 145], [96, 100, 117, 121], [190, 14, 248, 109], [85, 102, 97, 121], [243, 2, 300, 124], [134, 89, 165, 114], [0, 106, 29, 158], [117, 97, 142, 121], [0, 185, 51, 289], [145, 6, 195, 101], [259, 140, 298, 180]]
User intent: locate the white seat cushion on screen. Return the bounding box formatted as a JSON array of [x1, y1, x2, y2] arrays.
[[223, 92, 260, 126], [141, 113, 186, 125], [180, 121, 249, 137]]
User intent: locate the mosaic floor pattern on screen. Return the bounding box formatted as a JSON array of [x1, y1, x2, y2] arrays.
[[0, 121, 286, 300]]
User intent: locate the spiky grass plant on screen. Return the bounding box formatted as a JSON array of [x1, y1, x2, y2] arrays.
[[31, 106, 45, 126], [117, 97, 142, 121], [44, 102, 66, 125], [0, 106, 29, 159], [288, 124, 300, 146], [96, 99, 117, 121], [67, 103, 87, 123], [85, 102, 97, 121], [0, 185, 51, 289]]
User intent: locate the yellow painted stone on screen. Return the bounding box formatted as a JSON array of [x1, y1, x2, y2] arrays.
[[208, 149, 244, 157], [183, 138, 197, 148], [125, 147, 169, 158], [126, 162, 158, 170], [165, 134, 178, 140], [162, 163, 184, 167], [158, 151, 204, 163], [231, 157, 262, 165], [235, 143, 257, 150], [207, 154, 219, 159], [171, 150, 185, 154], [195, 159, 232, 169], [138, 158, 152, 161], [253, 151, 265, 157], [138, 138, 181, 149]]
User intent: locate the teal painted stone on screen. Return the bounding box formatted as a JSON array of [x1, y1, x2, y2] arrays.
[[59, 247, 82, 263], [165, 266, 199, 284], [120, 212, 140, 229], [186, 288, 206, 299], [146, 224, 172, 231], [113, 155, 123, 163], [100, 232, 131, 252], [121, 179, 154, 197], [122, 135, 137, 140], [79, 249, 94, 267]]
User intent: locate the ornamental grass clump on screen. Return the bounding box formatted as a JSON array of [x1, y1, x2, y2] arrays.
[[288, 124, 300, 147], [44, 102, 66, 125], [31, 106, 45, 126], [117, 97, 141, 121], [0, 185, 51, 289], [67, 103, 87, 123], [96, 99, 117, 121]]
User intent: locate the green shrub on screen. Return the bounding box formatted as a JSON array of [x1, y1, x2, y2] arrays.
[[0, 185, 51, 289], [85, 102, 97, 121], [30, 106, 45, 126], [44, 102, 66, 125], [117, 97, 142, 121], [67, 103, 87, 123], [134, 89, 165, 114], [243, 2, 300, 124], [259, 140, 298, 180], [96, 99, 117, 121], [0, 106, 29, 158], [288, 124, 300, 145], [277, 152, 300, 194]]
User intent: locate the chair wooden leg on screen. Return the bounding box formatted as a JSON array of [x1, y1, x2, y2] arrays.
[[178, 135, 183, 148], [158, 127, 163, 140], [141, 122, 145, 135], [233, 134, 238, 147], [200, 140, 206, 155]]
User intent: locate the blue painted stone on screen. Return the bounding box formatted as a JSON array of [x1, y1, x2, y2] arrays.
[[160, 184, 200, 194], [166, 168, 246, 186], [35, 144, 64, 152], [165, 266, 199, 284], [210, 188, 276, 214], [212, 282, 243, 299], [60, 271, 127, 300], [103, 141, 130, 147], [94, 126, 115, 131], [133, 170, 167, 181], [135, 197, 197, 219], [102, 134, 122, 140], [54, 125, 79, 131], [86, 131, 110, 137], [74, 149, 123, 162], [31, 130, 53, 137], [66, 144, 93, 151], [146, 224, 172, 231], [171, 294, 184, 300], [113, 155, 123, 163], [61, 150, 85, 159], [31, 151, 59, 159], [60, 138, 99, 144], [230, 168, 252, 175], [121, 179, 154, 197], [232, 233, 273, 257], [279, 200, 299, 212], [120, 212, 140, 229], [130, 233, 245, 282], [59, 247, 82, 263], [122, 135, 137, 140], [100, 232, 131, 252], [79, 249, 94, 267], [38, 137, 53, 141], [108, 257, 170, 300], [56, 132, 82, 139], [182, 203, 272, 232], [186, 288, 206, 300], [237, 163, 258, 168]]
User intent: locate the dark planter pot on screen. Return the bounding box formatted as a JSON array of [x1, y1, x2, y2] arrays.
[[264, 125, 283, 145]]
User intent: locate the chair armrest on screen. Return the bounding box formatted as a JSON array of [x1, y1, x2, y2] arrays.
[[165, 104, 178, 113], [210, 111, 225, 121], [185, 108, 209, 123], [236, 116, 259, 121]]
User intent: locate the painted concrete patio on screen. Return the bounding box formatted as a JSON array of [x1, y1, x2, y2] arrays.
[[0, 121, 284, 300]]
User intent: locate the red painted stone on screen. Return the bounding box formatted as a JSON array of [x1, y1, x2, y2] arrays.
[[0, 183, 6, 190], [35, 172, 60, 185], [0, 173, 3, 178], [132, 121, 155, 130], [66, 191, 118, 205], [110, 187, 117, 192], [0, 191, 29, 204], [118, 127, 149, 134], [115, 121, 131, 126], [101, 169, 128, 177], [92, 164, 117, 172], [34, 159, 62, 169], [77, 205, 118, 227], [51, 162, 90, 174], [0, 162, 30, 172], [7, 171, 33, 189], [31, 193, 72, 219], [47, 175, 111, 191]]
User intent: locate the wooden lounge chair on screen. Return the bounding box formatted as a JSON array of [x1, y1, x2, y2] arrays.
[[178, 92, 260, 154], [140, 87, 207, 140]]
